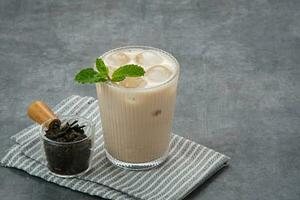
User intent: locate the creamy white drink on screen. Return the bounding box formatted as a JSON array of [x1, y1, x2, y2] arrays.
[[96, 46, 179, 169]]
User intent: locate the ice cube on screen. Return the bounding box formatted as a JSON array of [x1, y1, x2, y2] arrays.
[[145, 65, 173, 83], [135, 51, 163, 66], [105, 51, 130, 67], [125, 94, 137, 104], [108, 66, 117, 76], [119, 77, 147, 88]]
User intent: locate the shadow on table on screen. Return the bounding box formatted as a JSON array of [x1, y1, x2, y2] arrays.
[[183, 166, 229, 199]]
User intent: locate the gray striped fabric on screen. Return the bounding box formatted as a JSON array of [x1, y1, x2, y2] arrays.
[[1, 95, 230, 200]]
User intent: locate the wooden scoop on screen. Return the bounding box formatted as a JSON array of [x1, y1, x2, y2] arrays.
[[27, 101, 61, 129]]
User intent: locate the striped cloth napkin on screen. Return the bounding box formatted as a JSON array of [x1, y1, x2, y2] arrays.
[[1, 95, 229, 200]]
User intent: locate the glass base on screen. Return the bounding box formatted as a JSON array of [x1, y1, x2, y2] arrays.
[[105, 149, 169, 170], [47, 165, 91, 178]]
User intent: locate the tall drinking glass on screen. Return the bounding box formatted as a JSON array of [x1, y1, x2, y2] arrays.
[[96, 46, 179, 170]]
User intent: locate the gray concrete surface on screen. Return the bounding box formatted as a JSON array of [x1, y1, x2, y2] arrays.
[[0, 0, 299, 199]]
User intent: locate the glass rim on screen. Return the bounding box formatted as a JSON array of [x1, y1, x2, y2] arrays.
[[40, 115, 94, 145], [97, 45, 180, 92]]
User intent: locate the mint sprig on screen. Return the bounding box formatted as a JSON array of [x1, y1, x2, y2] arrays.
[[95, 58, 109, 77], [111, 65, 145, 82], [75, 68, 107, 83], [74, 58, 145, 84]]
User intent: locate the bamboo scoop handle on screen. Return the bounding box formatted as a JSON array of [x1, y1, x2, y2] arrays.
[[27, 101, 61, 129]]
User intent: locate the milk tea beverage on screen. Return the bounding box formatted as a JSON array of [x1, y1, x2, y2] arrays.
[[96, 46, 179, 170]]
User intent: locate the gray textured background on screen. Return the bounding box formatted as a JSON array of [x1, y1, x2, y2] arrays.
[[0, 0, 299, 199]]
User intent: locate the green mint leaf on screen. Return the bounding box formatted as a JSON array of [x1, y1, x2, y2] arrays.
[[111, 64, 145, 82], [75, 68, 107, 83], [96, 58, 109, 77]]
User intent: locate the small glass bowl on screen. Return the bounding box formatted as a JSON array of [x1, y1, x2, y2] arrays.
[[40, 115, 95, 178]]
